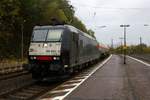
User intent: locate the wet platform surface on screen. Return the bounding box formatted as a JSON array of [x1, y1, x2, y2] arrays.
[[64, 55, 150, 100]]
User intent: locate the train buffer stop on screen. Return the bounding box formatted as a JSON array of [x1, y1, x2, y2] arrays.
[[39, 55, 150, 100]]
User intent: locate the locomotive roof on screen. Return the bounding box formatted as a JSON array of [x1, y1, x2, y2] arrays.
[[34, 25, 96, 40], [66, 25, 96, 40]]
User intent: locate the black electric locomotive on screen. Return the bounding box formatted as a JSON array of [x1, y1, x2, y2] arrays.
[[25, 25, 101, 80]]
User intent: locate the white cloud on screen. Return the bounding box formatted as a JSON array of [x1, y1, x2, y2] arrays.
[[69, 0, 150, 46]]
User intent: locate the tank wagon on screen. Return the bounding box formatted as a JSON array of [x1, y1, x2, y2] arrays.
[[24, 25, 102, 80]]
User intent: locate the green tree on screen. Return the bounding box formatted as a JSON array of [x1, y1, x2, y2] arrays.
[[88, 29, 96, 38], [0, 0, 97, 59]]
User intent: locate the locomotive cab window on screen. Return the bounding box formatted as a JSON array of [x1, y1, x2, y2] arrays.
[[47, 29, 63, 42], [32, 29, 48, 42], [31, 29, 63, 42]]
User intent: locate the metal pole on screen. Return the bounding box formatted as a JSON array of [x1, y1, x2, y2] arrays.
[[21, 20, 26, 63], [140, 37, 142, 53], [124, 27, 126, 64], [111, 38, 114, 54], [119, 37, 123, 54], [120, 25, 129, 64], [111, 38, 113, 49], [21, 23, 24, 63]]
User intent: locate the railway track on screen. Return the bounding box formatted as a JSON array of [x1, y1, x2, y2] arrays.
[[0, 64, 29, 81], [130, 54, 150, 64], [0, 70, 29, 81], [0, 81, 64, 100], [0, 56, 108, 100], [0, 65, 31, 96], [0, 65, 23, 74], [0, 68, 32, 97], [0, 73, 73, 100], [0, 63, 99, 100]]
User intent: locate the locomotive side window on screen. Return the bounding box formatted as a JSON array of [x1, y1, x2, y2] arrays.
[[47, 29, 63, 42], [80, 40, 83, 48], [73, 33, 75, 41], [32, 29, 48, 42], [73, 32, 78, 42]]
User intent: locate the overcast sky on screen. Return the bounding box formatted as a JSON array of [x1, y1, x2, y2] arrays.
[[69, 0, 150, 46]]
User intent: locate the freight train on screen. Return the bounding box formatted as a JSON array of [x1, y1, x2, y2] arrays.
[[24, 25, 108, 80]]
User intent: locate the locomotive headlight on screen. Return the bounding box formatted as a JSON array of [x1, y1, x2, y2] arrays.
[[30, 57, 34, 59], [64, 65, 68, 68], [30, 56, 36, 60], [33, 57, 36, 59], [56, 57, 60, 60], [53, 57, 60, 60], [44, 43, 48, 47], [53, 57, 57, 60]]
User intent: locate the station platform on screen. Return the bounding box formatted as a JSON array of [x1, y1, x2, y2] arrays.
[[63, 55, 150, 100]]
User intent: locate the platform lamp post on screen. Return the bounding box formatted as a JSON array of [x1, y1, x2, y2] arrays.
[[21, 20, 26, 63], [119, 37, 124, 54], [120, 25, 130, 64]]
